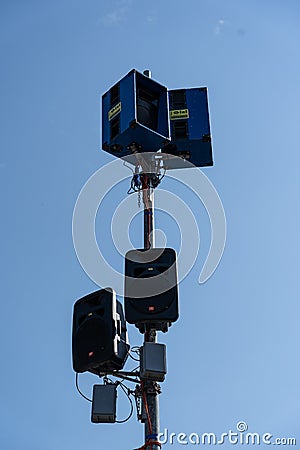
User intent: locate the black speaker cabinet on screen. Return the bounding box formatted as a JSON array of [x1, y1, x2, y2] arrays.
[[72, 288, 129, 374], [124, 248, 179, 332]]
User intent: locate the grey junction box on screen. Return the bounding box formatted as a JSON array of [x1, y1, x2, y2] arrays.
[[140, 342, 167, 382], [91, 384, 117, 423]]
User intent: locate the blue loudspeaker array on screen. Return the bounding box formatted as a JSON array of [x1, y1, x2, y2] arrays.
[[162, 88, 213, 169], [102, 69, 170, 156]]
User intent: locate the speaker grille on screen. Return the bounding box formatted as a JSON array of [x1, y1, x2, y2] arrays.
[[137, 87, 159, 131], [75, 318, 107, 369]]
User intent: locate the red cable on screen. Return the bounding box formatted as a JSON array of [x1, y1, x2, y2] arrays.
[[140, 382, 161, 450], [141, 382, 152, 434]]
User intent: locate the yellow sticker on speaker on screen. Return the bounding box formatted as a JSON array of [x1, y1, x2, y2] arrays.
[[108, 102, 121, 121], [170, 109, 189, 120]]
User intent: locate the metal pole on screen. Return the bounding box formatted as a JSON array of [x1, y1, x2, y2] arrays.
[[141, 173, 160, 450], [142, 174, 155, 250]]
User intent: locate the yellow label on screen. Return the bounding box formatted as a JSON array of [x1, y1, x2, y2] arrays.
[[170, 109, 189, 120], [108, 102, 121, 121]]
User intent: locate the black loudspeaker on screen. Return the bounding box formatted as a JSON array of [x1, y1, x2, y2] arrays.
[[72, 288, 129, 374], [124, 248, 179, 332]]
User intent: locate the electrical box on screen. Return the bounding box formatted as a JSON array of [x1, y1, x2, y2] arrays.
[[91, 384, 117, 423], [124, 248, 179, 333], [162, 88, 213, 169], [140, 342, 167, 381], [102, 69, 170, 157]]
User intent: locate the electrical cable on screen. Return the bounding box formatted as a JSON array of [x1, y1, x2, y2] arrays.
[[128, 352, 140, 362], [127, 168, 166, 195], [75, 373, 135, 423], [115, 381, 134, 424], [128, 346, 140, 361], [75, 373, 92, 402], [158, 168, 166, 183], [133, 385, 142, 421], [141, 382, 152, 435], [134, 382, 162, 449], [131, 346, 140, 353], [131, 346, 141, 355], [103, 375, 114, 384]]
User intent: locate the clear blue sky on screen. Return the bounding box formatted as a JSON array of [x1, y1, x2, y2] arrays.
[[1, 1, 300, 448]]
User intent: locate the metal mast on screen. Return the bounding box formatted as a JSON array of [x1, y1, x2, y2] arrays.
[[141, 172, 160, 450]]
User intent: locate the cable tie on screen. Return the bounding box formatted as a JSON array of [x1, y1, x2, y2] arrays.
[[146, 434, 158, 440]]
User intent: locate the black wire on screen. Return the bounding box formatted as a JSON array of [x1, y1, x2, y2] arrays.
[[125, 345, 140, 362], [159, 168, 166, 182], [75, 373, 135, 425], [103, 375, 114, 384], [129, 346, 141, 362], [131, 346, 141, 354], [128, 351, 140, 362], [127, 168, 166, 195], [115, 382, 134, 423], [75, 373, 92, 402], [127, 178, 142, 194]]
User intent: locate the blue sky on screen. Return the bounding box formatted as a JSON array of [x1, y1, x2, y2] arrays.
[[1, 0, 300, 448]]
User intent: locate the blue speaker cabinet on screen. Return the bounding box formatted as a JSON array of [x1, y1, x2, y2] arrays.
[[162, 88, 213, 169], [102, 69, 170, 157]]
